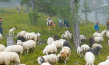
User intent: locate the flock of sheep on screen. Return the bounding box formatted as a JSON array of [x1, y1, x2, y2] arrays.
[[0, 26, 109, 65]]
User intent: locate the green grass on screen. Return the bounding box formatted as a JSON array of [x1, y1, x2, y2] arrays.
[[0, 7, 108, 65]]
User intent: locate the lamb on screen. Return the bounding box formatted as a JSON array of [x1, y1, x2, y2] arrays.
[[17, 31, 27, 37], [37, 54, 57, 65], [92, 32, 102, 37], [43, 44, 57, 55], [17, 40, 36, 55], [41, 62, 51, 65], [101, 30, 106, 36], [89, 38, 95, 47], [80, 35, 87, 42], [62, 41, 71, 49], [94, 37, 104, 44], [57, 46, 71, 64], [92, 43, 103, 49], [0, 33, 2, 40], [9, 27, 16, 36], [0, 44, 5, 51], [98, 59, 109, 65], [4, 45, 23, 57], [85, 52, 95, 65], [34, 33, 41, 42], [77, 44, 83, 55], [47, 37, 54, 45]]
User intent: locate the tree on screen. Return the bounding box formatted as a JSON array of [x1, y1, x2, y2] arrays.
[[94, 0, 98, 23], [82, 0, 92, 25], [70, 0, 81, 50]]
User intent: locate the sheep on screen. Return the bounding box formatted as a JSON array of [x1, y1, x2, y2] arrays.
[[81, 44, 90, 52], [24, 32, 36, 40], [94, 37, 104, 44], [92, 43, 103, 49], [47, 37, 54, 45], [59, 39, 66, 45], [98, 59, 109, 65], [17, 36, 25, 42], [9, 27, 16, 36], [37, 54, 57, 65], [17, 40, 36, 55], [85, 52, 95, 65], [92, 32, 102, 37], [89, 38, 95, 47], [0, 52, 10, 65], [101, 30, 107, 36], [34, 33, 41, 42], [107, 56, 109, 60], [17, 31, 27, 37], [57, 46, 71, 64], [51, 40, 62, 49], [0, 44, 5, 51], [62, 41, 71, 49], [106, 31, 109, 39], [0, 33, 2, 40], [61, 34, 65, 39], [41, 62, 51, 65], [43, 44, 57, 55], [4, 45, 23, 57], [77, 44, 83, 56], [19, 64, 26, 65], [80, 35, 87, 42]]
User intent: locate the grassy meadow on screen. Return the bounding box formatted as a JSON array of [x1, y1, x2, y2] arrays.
[[0, 7, 109, 65]]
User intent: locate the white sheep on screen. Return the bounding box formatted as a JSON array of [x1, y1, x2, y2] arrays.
[[17, 40, 36, 55], [51, 40, 62, 49], [9, 27, 16, 36], [0, 44, 5, 51], [85, 52, 95, 65], [24, 32, 36, 40], [98, 59, 109, 65], [92, 43, 103, 49], [92, 32, 102, 37], [37, 54, 57, 65], [101, 30, 107, 36], [0, 33, 2, 40], [17, 31, 27, 37], [43, 44, 57, 55], [4, 45, 23, 57], [0, 52, 10, 65], [34, 33, 41, 42], [81, 44, 90, 52], [77, 44, 83, 55], [41, 62, 51, 65], [47, 37, 54, 45], [106, 31, 109, 39], [80, 35, 87, 41], [94, 37, 104, 43], [61, 34, 65, 39]]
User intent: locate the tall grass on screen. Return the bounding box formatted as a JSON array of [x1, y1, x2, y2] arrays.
[[0, 7, 108, 65]]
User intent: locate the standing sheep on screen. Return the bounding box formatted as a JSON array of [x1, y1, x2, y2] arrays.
[[85, 52, 95, 65], [0, 44, 5, 51], [47, 37, 54, 45], [92, 43, 103, 49], [17, 31, 27, 37], [94, 37, 104, 44], [9, 27, 16, 36], [80, 35, 87, 42], [62, 41, 71, 49]]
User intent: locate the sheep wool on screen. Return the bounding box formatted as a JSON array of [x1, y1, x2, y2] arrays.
[[0, 44, 5, 51]]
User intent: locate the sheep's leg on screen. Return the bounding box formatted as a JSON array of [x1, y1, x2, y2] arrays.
[[64, 60, 66, 64]]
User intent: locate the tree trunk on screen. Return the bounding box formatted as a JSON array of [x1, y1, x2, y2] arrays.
[[94, 0, 98, 23], [70, 0, 81, 50], [85, 11, 88, 25], [31, 0, 35, 11], [26, 4, 29, 13]]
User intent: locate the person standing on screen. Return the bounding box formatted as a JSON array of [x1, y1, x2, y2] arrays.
[[17, 5, 20, 12], [58, 18, 62, 28], [46, 15, 55, 30], [0, 18, 3, 35], [94, 22, 99, 32], [106, 18, 109, 30]]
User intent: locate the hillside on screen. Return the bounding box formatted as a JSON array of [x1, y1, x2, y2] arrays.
[[0, 7, 109, 65]]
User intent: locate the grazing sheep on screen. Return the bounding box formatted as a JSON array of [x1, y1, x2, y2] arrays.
[[17, 40, 36, 55], [37, 54, 57, 65], [41, 62, 51, 65], [63, 41, 71, 49], [101, 30, 106, 36], [47, 37, 54, 45], [92, 43, 103, 49], [9, 27, 16, 36], [17, 36, 25, 42], [98, 59, 109, 65], [85, 52, 95, 65], [51, 40, 62, 49], [92, 32, 102, 37], [0, 44, 5, 51], [43, 44, 57, 55], [81, 44, 90, 52], [106, 31, 109, 39], [94, 37, 104, 44], [0, 52, 10, 65], [24, 32, 36, 40], [87, 46, 101, 56], [80, 35, 87, 42], [89, 38, 95, 47], [57, 46, 71, 64], [0, 33, 2, 40], [77, 44, 83, 55], [17, 31, 26, 37], [4, 45, 23, 57]]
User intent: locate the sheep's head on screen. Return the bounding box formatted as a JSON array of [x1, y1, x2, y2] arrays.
[[37, 33, 41, 37], [37, 57, 45, 64], [17, 40, 22, 45], [43, 49, 48, 55]]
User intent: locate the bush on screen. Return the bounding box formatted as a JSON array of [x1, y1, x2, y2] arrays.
[[28, 11, 40, 25]]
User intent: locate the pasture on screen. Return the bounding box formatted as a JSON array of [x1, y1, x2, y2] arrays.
[[0, 7, 109, 65]]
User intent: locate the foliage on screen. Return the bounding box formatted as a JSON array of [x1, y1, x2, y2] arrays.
[[28, 11, 40, 25]]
